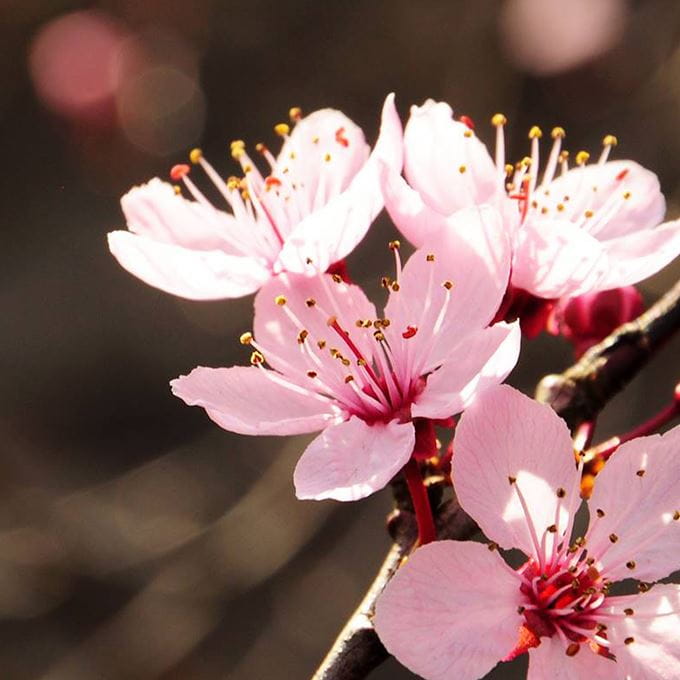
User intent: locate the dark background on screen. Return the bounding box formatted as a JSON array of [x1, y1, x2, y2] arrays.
[[2, 1, 680, 677]]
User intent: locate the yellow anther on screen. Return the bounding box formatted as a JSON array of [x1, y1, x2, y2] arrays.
[[551, 126, 566, 139], [230, 139, 245, 150], [255, 142, 266, 153], [289, 151, 296, 159], [173, 185, 181, 195], [584, 209, 594, 218], [250, 350, 265, 365], [241, 190, 250, 200], [458, 165, 467, 174], [623, 191, 632, 200], [274, 123, 290, 136], [373, 331, 385, 341], [463, 130, 473, 138], [602, 134, 618, 147], [559, 150, 570, 161], [504, 163, 514, 176], [491, 113, 507, 126], [274, 295, 287, 306], [231, 147, 245, 160], [324, 153, 332, 162], [541, 207, 548, 214], [239, 331, 253, 345], [426, 254, 435, 262], [443, 280, 453, 290], [189, 148, 202, 164], [528, 125, 543, 139], [388, 240, 401, 250], [312, 135, 319, 144], [575, 150, 590, 166], [557, 203, 565, 211], [289, 106, 302, 122], [243, 164, 252, 173]]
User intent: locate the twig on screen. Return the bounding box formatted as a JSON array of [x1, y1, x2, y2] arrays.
[[535, 279, 680, 429]]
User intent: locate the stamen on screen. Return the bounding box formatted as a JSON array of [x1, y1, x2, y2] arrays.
[[598, 134, 617, 164], [492, 113, 507, 186]]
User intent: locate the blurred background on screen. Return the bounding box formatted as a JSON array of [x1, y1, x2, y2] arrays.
[[2, 0, 680, 677]]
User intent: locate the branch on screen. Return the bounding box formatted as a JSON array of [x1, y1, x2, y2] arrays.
[[535, 279, 680, 429]]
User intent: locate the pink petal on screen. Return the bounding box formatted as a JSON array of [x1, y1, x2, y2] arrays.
[[120, 178, 249, 253], [511, 215, 609, 298], [543, 160, 665, 240], [597, 218, 680, 289], [293, 416, 414, 501], [412, 322, 521, 419], [107, 231, 271, 300], [403, 100, 498, 215], [374, 540, 524, 680], [603, 585, 680, 679], [384, 205, 512, 367], [585, 425, 680, 583], [452, 385, 580, 560], [277, 94, 403, 273], [380, 162, 458, 248], [253, 271, 378, 376], [170, 366, 339, 435], [527, 636, 617, 680], [277, 107, 370, 201]]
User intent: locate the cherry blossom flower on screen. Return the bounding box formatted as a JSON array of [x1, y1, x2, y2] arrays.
[[382, 100, 680, 301], [375, 384, 680, 680], [107, 95, 402, 300], [171, 213, 520, 501]]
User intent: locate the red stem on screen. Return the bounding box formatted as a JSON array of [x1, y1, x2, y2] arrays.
[[402, 458, 436, 546]]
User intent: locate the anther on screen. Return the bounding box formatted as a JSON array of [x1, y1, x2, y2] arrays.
[[673, 511, 680, 521], [565, 643, 580, 657], [274, 295, 287, 306], [623, 191, 632, 200], [306, 370, 317, 378], [624, 608, 634, 616], [326, 315, 338, 328], [324, 153, 332, 162], [189, 148, 203, 164], [265, 176, 282, 189], [239, 332, 253, 345], [638, 582, 651, 593], [391, 282, 400, 292], [602, 134, 618, 147], [487, 542, 499, 551], [626, 561, 636, 570], [312, 136, 319, 144], [297, 330, 309, 344], [559, 150, 570, 162], [305, 298, 316, 307], [380, 276, 391, 289], [636, 469, 645, 477], [255, 142, 267, 154], [458, 165, 467, 173], [332, 274, 343, 283], [335, 127, 349, 147], [596, 508, 605, 518], [508, 476, 517, 485], [463, 130, 472, 138], [388, 240, 401, 250], [373, 331, 385, 341], [289, 107, 302, 122], [344, 375, 354, 383], [402, 325, 418, 339], [551, 126, 566, 139], [528, 125, 542, 139], [504, 163, 514, 176], [556, 487, 566, 498], [608, 533, 619, 543], [317, 340, 326, 349], [491, 113, 507, 126], [547, 524, 557, 533], [426, 254, 435, 262], [584, 210, 594, 218], [443, 281, 453, 290], [170, 164, 190, 181], [459, 115, 475, 129], [250, 351, 265, 365], [274, 123, 290, 136], [517, 605, 525, 614], [624, 637, 635, 646], [575, 151, 590, 166]]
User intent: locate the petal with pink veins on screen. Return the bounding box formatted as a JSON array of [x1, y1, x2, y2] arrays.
[[253, 272, 377, 377], [107, 231, 271, 300], [403, 100, 498, 215], [120, 178, 251, 254], [452, 385, 580, 560], [511, 215, 609, 298], [412, 321, 521, 419], [596, 218, 680, 290], [380, 163, 453, 248], [277, 93, 403, 274], [526, 636, 617, 680], [170, 366, 340, 436], [603, 585, 680, 679], [585, 425, 680, 583], [384, 205, 512, 367], [293, 416, 414, 501], [374, 541, 524, 680], [543, 160, 665, 240]]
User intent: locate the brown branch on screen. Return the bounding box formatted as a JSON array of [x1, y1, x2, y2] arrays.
[[313, 278, 680, 679], [535, 279, 680, 429]]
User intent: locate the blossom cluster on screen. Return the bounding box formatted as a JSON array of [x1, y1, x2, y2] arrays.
[[108, 94, 680, 679]]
